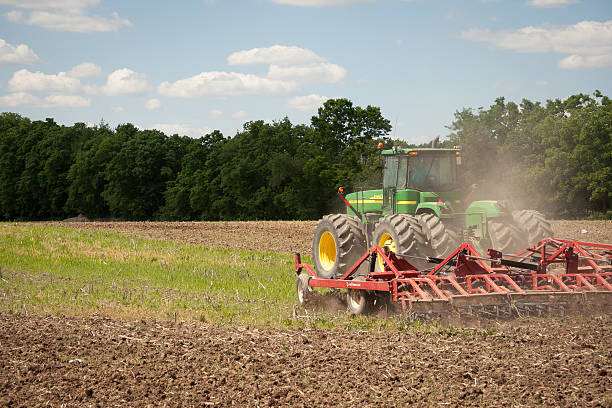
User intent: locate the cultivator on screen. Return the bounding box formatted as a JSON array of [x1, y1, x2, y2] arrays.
[[294, 238, 612, 319]]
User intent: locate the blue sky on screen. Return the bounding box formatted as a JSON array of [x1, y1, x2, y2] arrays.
[[0, 0, 610, 144]]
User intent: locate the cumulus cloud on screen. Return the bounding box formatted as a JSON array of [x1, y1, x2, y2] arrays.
[[461, 20, 612, 69], [557, 54, 612, 69], [0, 38, 40, 65], [231, 111, 247, 119], [145, 98, 161, 110], [271, 0, 375, 6], [228, 45, 324, 66], [8, 10, 131, 32], [0, 0, 99, 9], [1, 0, 131, 32], [67, 62, 101, 78], [8, 69, 81, 93], [160, 45, 346, 98], [152, 123, 210, 138], [111, 106, 124, 112], [158, 71, 296, 97], [210, 109, 223, 118], [268, 62, 346, 83], [101, 68, 150, 96], [525, 0, 579, 7], [287, 94, 328, 111], [0, 91, 90, 107]]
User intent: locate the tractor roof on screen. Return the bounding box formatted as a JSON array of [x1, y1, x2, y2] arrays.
[[380, 147, 461, 155]]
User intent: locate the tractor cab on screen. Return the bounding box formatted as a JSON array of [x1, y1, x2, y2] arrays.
[[380, 148, 462, 217]]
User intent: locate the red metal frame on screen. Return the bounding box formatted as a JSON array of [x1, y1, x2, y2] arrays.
[[294, 238, 612, 310]]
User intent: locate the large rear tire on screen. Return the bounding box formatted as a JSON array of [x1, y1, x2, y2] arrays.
[[372, 214, 427, 270], [487, 219, 522, 254], [418, 213, 460, 258], [312, 214, 366, 279], [512, 210, 553, 246]]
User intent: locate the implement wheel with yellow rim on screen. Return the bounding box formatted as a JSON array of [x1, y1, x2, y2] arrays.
[[312, 214, 366, 279]]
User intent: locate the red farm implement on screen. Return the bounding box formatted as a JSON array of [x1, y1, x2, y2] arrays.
[[294, 238, 612, 318]]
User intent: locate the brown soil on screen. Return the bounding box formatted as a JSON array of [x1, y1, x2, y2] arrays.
[[1, 312, 609, 407], [29, 219, 612, 255], [7, 219, 610, 406]]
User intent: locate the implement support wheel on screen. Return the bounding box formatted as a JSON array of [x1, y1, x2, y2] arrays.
[[296, 273, 312, 307], [347, 276, 372, 315]]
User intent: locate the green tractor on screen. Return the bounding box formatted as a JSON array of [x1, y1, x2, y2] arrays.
[[312, 146, 553, 279]]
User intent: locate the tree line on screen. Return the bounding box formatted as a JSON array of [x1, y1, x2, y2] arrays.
[[0, 93, 609, 221]]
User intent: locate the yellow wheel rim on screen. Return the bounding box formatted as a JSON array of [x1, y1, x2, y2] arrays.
[[377, 232, 396, 270], [318, 231, 337, 271]]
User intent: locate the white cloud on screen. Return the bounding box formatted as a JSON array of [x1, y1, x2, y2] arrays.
[[231, 111, 248, 119], [268, 62, 346, 83], [0, 91, 39, 106], [228, 45, 324, 66], [535, 80, 549, 86], [152, 123, 210, 138], [67, 62, 101, 78], [160, 45, 346, 98], [210, 109, 223, 118], [287, 94, 328, 111], [4, 10, 22, 22], [101, 68, 150, 96], [557, 54, 612, 69], [2, 0, 131, 33], [525, 0, 579, 8], [271, 0, 375, 6], [461, 20, 612, 69], [145, 98, 161, 110], [8, 69, 82, 93], [8, 10, 131, 32], [111, 106, 124, 112], [46, 94, 90, 107], [0, 92, 90, 107], [0, 0, 99, 9], [0, 38, 40, 65], [158, 71, 296, 97]]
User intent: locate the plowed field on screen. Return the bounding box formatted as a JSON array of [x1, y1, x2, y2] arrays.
[[1, 312, 609, 407], [3, 220, 611, 407], [34, 219, 612, 254]]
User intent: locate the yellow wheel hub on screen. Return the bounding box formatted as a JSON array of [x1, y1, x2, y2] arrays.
[[318, 231, 337, 271], [378, 232, 396, 270]]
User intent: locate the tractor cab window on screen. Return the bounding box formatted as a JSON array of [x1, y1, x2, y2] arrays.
[[383, 155, 409, 210], [383, 155, 409, 189], [408, 153, 457, 192]]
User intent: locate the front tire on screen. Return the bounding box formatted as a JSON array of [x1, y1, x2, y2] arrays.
[[312, 214, 366, 279], [418, 213, 459, 258], [372, 214, 427, 270]]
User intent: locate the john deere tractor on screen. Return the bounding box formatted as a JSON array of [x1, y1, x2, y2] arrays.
[[312, 146, 553, 279]]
